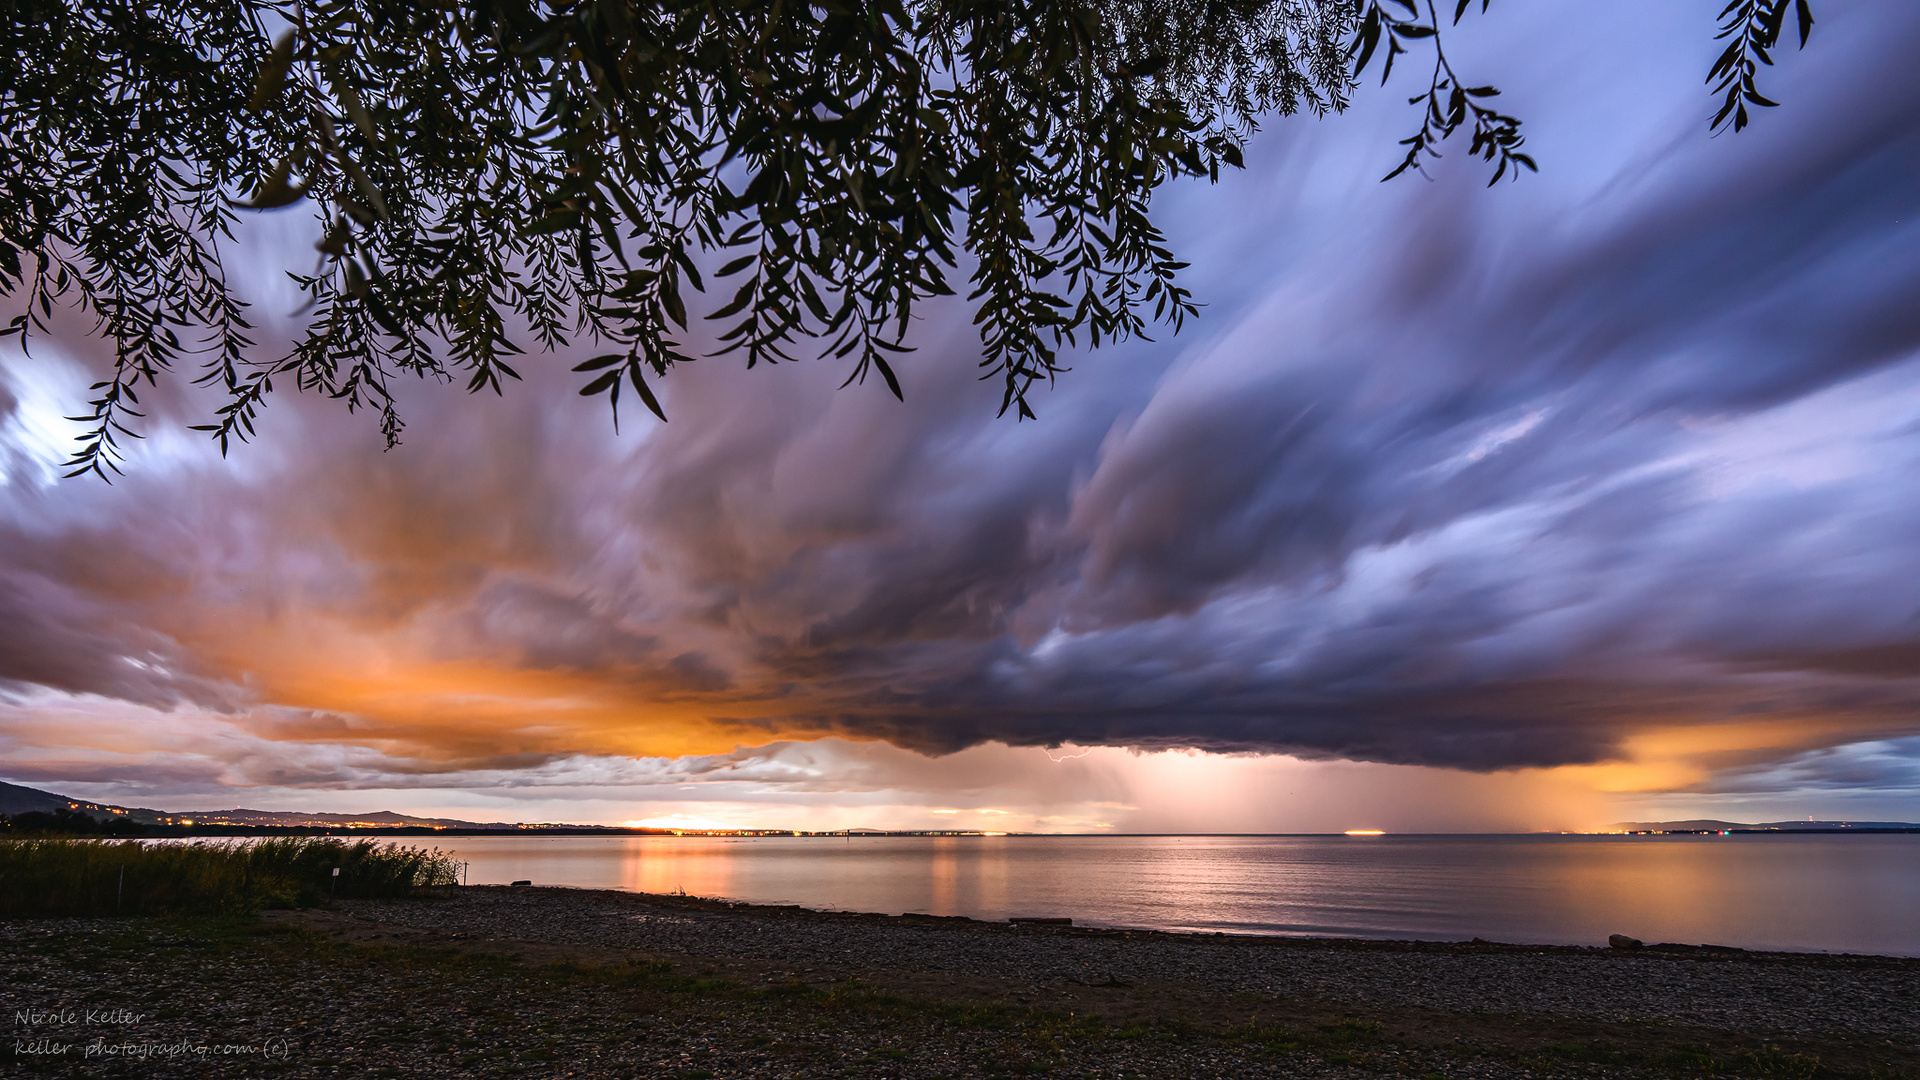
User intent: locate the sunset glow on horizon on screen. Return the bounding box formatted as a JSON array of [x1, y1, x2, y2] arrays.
[[4, 2, 1920, 832]]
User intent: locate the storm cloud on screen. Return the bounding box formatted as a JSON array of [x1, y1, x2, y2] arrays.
[[4, 2, 1920, 806]]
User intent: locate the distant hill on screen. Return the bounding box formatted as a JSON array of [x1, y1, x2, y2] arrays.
[[24, 775, 1908, 837], [171, 807, 525, 830], [0, 780, 81, 816], [1611, 819, 1920, 832], [0, 780, 165, 823], [0, 780, 611, 831]]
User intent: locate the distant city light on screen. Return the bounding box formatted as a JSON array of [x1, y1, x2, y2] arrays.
[[1344, 829, 1386, 836]]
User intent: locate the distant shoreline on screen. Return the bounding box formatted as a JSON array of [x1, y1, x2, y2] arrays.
[[9, 781, 1918, 837], [83, 826, 1920, 838]]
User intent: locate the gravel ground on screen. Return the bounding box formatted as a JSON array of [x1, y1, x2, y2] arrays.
[[0, 914, 1591, 1080], [347, 887, 1920, 1041], [4, 887, 1916, 1079]]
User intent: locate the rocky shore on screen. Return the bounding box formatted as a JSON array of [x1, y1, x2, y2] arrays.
[[343, 886, 1920, 1040], [3, 885, 1915, 1079]]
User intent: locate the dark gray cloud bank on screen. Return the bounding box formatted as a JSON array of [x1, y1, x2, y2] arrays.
[[4, 2, 1920, 795]]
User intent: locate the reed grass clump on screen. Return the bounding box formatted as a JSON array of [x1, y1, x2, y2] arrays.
[[0, 837, 460, 918]]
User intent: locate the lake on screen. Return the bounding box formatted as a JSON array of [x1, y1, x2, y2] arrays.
[[401, 832, 1920, 956]]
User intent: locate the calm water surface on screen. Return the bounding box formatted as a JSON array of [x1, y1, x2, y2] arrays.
[[409, 834, 1920, 956]]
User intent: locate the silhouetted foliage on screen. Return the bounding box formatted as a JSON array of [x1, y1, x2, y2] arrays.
[[1710, 0, 1814, 134], [0, 0, 1813, 476], [0, 836, 461, 916], [0, 809, 146, 836]]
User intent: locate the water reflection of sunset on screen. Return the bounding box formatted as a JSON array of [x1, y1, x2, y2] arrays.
[[408, 834, 1920, 955], [617, 839, 737, 899]]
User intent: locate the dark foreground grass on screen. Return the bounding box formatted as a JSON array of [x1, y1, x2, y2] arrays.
[[2, 913, 1909, 1080], [0, 837, 459, 917]]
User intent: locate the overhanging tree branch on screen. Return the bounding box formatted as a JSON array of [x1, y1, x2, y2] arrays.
[[0, 0, 1814, 477]]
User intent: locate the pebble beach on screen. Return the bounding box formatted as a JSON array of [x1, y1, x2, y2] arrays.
[[4, 885, 1916, 1079], [345, 886, 1920, 1039]]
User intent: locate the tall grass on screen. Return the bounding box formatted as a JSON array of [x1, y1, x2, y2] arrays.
[[0, 837, 460, 917]]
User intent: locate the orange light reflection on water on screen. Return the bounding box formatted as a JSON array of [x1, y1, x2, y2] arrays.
[[928, 837, 957, 914], [617, 837, 738, 898]]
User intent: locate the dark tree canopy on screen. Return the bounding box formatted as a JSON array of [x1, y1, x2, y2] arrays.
[[1, 0, 1811, 477]]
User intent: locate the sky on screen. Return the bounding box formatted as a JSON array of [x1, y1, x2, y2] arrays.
[[4, 2, 1920, 833]]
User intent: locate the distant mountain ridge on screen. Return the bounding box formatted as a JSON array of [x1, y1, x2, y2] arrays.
[[1611, 819, 1920, 832], [0, 780, 166, 823], [0, 781, 589, 830], [0, 782, 982, 836], [171, 808, 528, 829], [12, 779, 1917, 835]]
